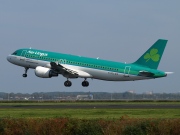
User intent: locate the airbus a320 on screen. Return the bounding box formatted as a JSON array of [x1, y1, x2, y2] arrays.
[[7, 39, 172, 87]]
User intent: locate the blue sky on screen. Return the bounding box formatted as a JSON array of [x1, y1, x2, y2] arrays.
[[1, 1, 180, 93]]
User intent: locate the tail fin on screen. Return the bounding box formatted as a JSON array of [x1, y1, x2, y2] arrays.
[[133, 39, 168, 69]]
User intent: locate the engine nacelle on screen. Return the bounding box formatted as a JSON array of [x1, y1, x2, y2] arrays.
[[35, 66, 58, 78]]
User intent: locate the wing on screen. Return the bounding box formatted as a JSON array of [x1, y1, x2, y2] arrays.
[[50, 62, 92, 78], [138, 71, 154, 77]]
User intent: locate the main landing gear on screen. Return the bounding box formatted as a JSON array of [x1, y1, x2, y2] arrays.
[[64, 79, 89, 87], [23, 67, 29, 78], [64, 80, 72, 87], [82, 80, 89, 87]]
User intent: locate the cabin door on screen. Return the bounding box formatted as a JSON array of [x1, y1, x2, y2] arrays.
[[20, 50, 27, 61], [124, 66, 131, 77]]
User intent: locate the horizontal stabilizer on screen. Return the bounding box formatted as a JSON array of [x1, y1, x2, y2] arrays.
[[139, 71, 154, 77], [165, 72, 174, 75]]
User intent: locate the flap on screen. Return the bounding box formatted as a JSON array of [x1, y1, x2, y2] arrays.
[[50, 62, 92, 78]]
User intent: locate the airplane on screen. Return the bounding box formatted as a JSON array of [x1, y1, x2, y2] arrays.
[[7, 39, 172, 87]]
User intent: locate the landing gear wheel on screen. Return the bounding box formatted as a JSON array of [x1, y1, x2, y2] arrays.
[[22, 67, 29, 78], [82, 81, 89, 87], [64, 80, 72, 87], [23, 74, 27, 78]]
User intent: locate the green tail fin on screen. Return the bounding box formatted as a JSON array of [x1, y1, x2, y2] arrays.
[[133, 39, 168, 69]]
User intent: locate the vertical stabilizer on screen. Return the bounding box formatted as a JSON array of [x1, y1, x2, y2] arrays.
[[133, 39, 168, 69]]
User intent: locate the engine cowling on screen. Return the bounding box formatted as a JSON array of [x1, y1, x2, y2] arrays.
[[35, 66, 58, 78]]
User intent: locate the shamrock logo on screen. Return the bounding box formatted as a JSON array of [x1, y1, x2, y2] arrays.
[[144, 48, 160, 62]]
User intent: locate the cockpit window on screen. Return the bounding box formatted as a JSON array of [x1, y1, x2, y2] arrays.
[[12, 51, 17, 55]]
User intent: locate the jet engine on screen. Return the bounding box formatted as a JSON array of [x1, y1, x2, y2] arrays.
[[35, 66, 58, 78]]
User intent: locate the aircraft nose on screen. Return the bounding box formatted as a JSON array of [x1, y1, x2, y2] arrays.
[[7, 55, 12, 62]]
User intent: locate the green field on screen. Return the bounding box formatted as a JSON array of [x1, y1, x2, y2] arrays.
[[0, 108, 180, 119], [0, 101, 180, 134], [0, 101, 180, 119], [1, 100, 180, 105]]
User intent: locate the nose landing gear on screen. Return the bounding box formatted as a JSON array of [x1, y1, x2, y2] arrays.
[[23, 67, 29, 78]]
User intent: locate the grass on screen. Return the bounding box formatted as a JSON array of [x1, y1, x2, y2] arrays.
[[0, 100, 180, 106], [0, 101, 180, 119], [1, 101, 180, 134], [0, 108, 180, 119]]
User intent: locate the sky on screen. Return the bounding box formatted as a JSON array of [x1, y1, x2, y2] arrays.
[[0, 1, 180, 93]]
